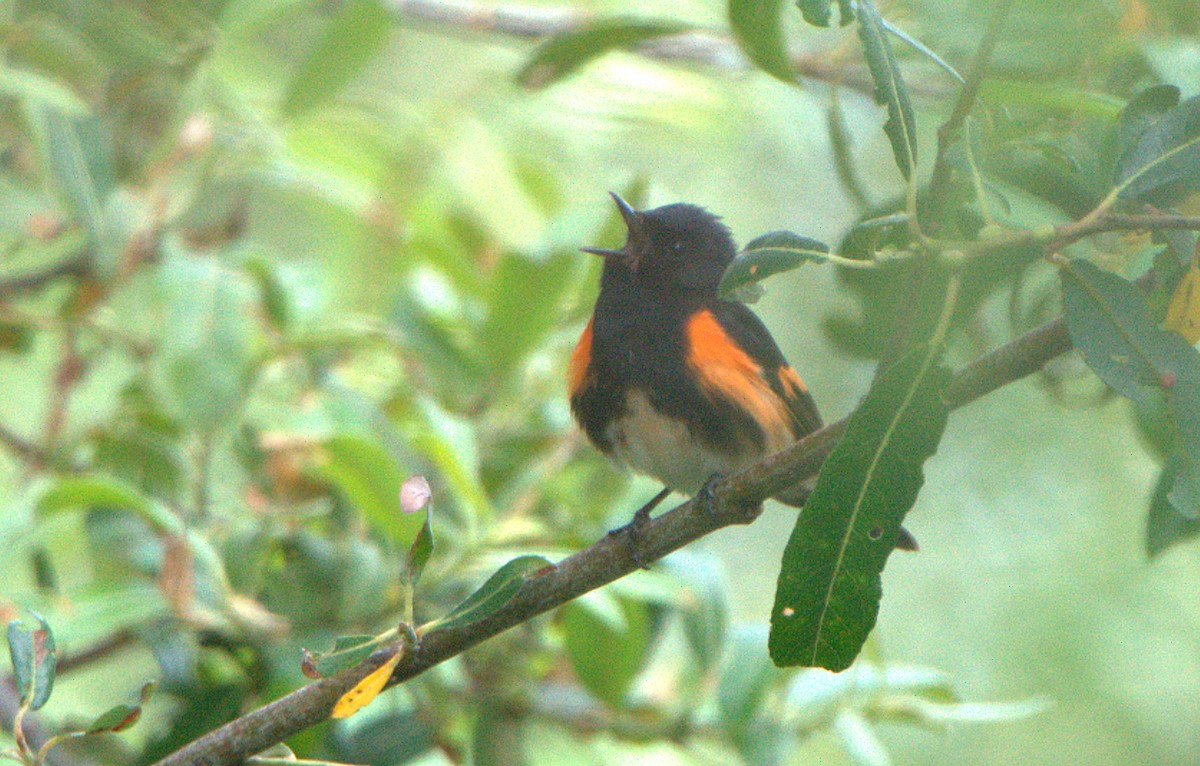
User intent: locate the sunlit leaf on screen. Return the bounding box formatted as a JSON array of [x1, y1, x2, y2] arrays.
[[332, 648, 403, 718], [770, 345, 950, 670], [856, 0, 917, 180], [517, 18, 690, 89], [729, 0, 792, 82], [561, 595, 652, 707], [282, 0, 393, 120]]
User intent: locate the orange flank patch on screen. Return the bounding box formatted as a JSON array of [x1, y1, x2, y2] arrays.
[[568, 318, 595, 397], [684, 310, 794, 453], [776, 365, 809, 399]]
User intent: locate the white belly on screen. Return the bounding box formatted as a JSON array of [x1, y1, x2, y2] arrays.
[[605, 390, 761, 494]]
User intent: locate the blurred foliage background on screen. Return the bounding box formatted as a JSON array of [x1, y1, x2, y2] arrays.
[[1, 0, 1199, 764]]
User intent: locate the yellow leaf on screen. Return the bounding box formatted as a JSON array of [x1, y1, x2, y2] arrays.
[[1165, 260, 1200, 345], [331, 648, 403, 719]]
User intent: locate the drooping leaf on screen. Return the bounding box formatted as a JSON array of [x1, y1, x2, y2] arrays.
[[332, 648, 404, 719], [86, 681, 156, 734], [561, 594, 653, 707], [517, 18, 690, 89], [1113, 93, 1200, 207], [426, 555, 553, 634], [36, 474, 184, 535], [6, 613, 57, 711], [1061, 259, 1200, 519], [728, 0, 792, 82], [282, 0, 393, 120], [1147, 452, 1200, 557], [719, 231, 831, 296], [770, 345, 950, 670], [855, 0, 918, 180]]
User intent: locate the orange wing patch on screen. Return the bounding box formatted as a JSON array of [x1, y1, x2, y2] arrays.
[[684, 310, 795, 453], [568, 318, 595, 397]]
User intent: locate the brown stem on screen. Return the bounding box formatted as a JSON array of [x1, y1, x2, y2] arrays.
[[150, 309, 1076, 766]]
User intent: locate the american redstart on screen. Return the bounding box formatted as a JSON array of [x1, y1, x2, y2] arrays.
[[569, 193, 917, 551]]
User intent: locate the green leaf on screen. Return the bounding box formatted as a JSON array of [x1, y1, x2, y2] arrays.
[[22, 103, 114, 245], [729, 0, 793, 82], [855, 0, 918, 180], [85, 681, 155, 734], [879, 16, 963, 84], [517, 18, 690, 89], [662, 551, 729, 673], [1060, 259, 1200, 517], [36, 474, 183, 535], [157, 251, 257, 430], [561, 594, 652, 707], [6, 613, 57, 711], [1113, 85, 1180, 164], [407, 514, 433, 586], [315, 434, 425, 549], [481, 250, 575, 376], [770, 345, 951, 670], [281, 0, 393, 120], [719, 231, 831, 296], [1147, 454, 1200, 556], [427, 555, 552, 634], [1114, 93, 1200, 207], [978, 80, 1124, 119], [304, 634, 385, 677], [794, 0, 853, 27]]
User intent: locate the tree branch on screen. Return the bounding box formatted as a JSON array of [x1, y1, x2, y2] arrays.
[[151, 307, 1078, 766]]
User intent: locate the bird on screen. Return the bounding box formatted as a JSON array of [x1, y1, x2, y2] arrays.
[[568, 193, 920, 552]]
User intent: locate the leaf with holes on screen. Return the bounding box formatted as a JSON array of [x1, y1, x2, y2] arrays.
[[770, 345, 950, 670]]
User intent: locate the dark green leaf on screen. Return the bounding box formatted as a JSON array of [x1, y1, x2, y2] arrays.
[[795, 0, 853, 27], [856, 0, 918, 180], [6, 613, 57, 711], [1114, 86, 1180, 163], [314, 434, 425, 549], [719, 231, 830, 296], [517, 18, 690, 89], [1114, 93, 1200, 207], [561, 594, 652, 707], [1061, 260, 1200, 520], [407, 514, 433, 586], [770, 345, 950, 670], [429, 555, 553, 634], [729, 0, 792, 82], [1147, 452, 1200, 557], [282, 0, 393, 120]]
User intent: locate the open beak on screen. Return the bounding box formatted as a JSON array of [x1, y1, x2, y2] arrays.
[[580, 192, 643, 266]]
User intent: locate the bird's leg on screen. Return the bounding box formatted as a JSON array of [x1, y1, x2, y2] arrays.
[[609, 486, 672, 569]]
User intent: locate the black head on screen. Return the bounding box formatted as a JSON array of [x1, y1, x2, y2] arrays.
[[582, 192, 736, 294]]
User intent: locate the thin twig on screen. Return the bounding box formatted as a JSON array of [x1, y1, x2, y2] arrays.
[[150, 304, 1079, 766], [0, 254, 89, 301]]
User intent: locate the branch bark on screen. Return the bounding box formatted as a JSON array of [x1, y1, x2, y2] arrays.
[[151, 309, 1078, 766]]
